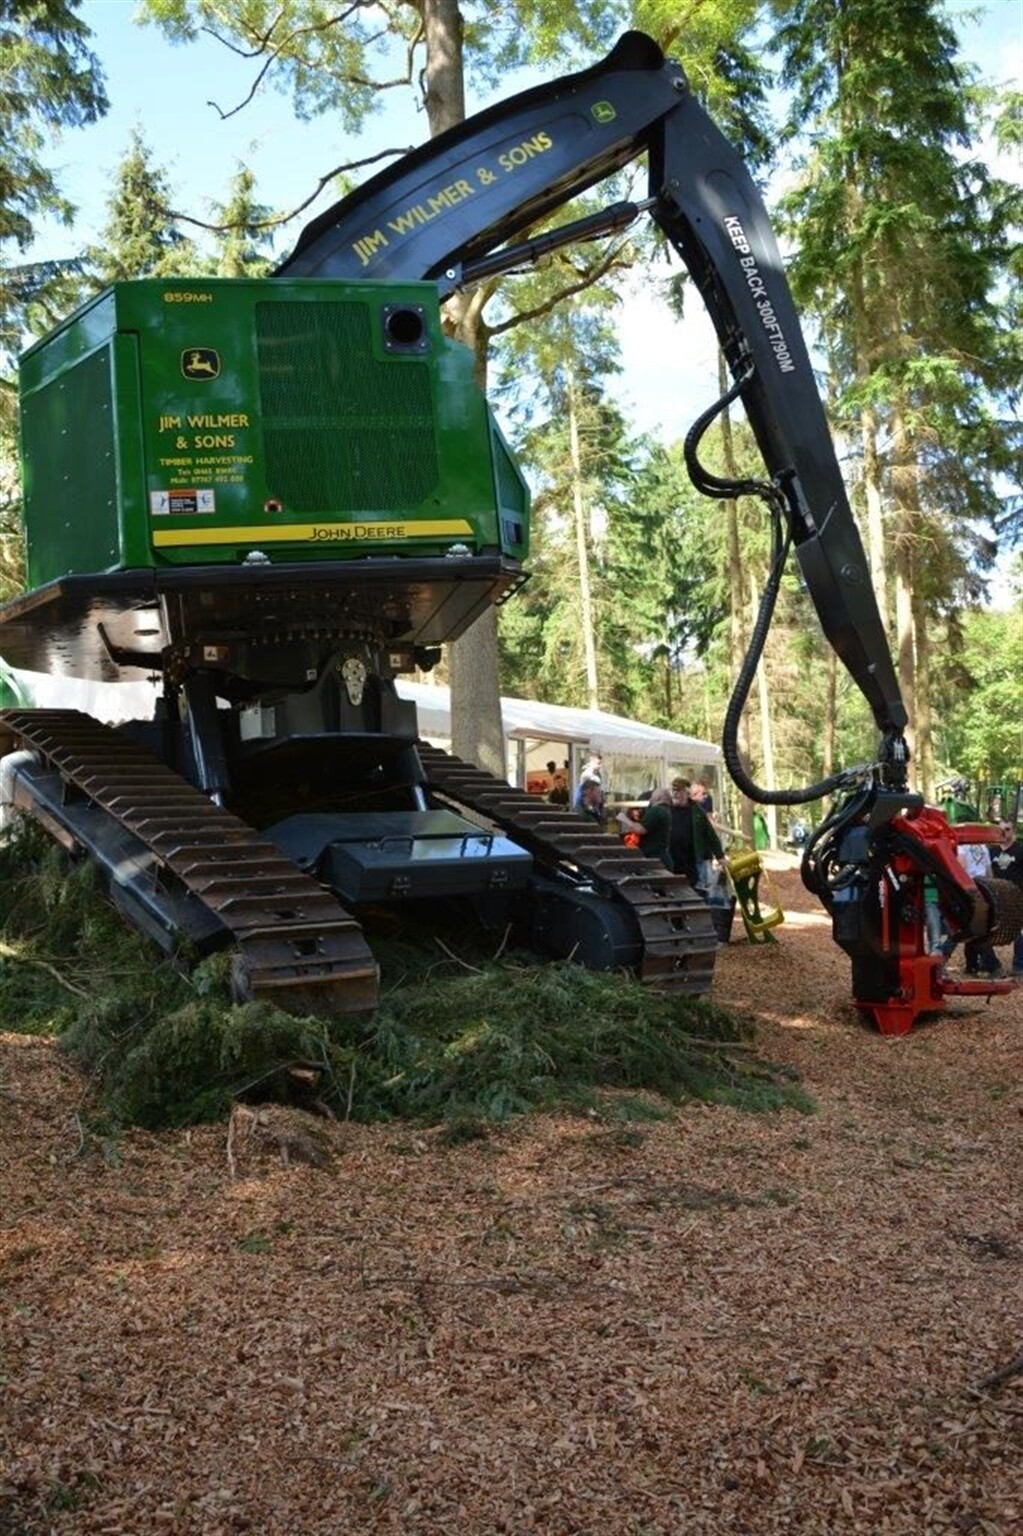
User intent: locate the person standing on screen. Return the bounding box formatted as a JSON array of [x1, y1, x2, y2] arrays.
[[923, 877, 947, 957], [579, 753, 603, 783], [953, 838, 1002, 977], [546, 760, 569, 806], [616, 787, 673, 869], [669, 778, 724, 890], [991, 820, 1023, 976], [690, 777, 715, 820], [573, 753, 604, 818], [577, 779, 606, 827]]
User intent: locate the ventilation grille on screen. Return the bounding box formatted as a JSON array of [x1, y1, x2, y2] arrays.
[[256, 302, 439, 512], [23, 347, 119, 583]]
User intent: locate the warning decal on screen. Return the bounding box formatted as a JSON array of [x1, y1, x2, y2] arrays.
[[150, 488, 216, 516]]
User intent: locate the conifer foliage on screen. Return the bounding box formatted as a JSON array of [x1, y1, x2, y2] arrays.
[[0, 825, 811, 1129], [770, 0, 1018, 793]]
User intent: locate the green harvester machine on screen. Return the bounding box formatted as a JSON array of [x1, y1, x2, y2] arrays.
[[0, 278, 716, 1015]]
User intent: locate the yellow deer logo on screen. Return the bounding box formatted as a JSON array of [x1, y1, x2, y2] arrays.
[[181, 348, 221, 380]]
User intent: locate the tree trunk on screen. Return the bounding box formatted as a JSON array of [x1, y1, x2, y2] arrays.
[[567, 363, 600, 711], [848, 253, 888, 622], [859, 403, 888, 619], [889, 409, 917, 762], [911, 565, 935, 800], [893, 552, 915, 764], [419, 0, 505, 773], [448, 608, 507, 774], [448, 316, 506, 774], [420, 0, 464, 134]]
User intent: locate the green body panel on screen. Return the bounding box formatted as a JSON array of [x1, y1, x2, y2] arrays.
[[21, 343, 120, 577], [18, 279, 529, 586], [0, 660, 32, 709]]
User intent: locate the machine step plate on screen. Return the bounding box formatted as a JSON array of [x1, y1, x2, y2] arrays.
[[0, 709, 379, 1016], [418, 745, 717, 996]]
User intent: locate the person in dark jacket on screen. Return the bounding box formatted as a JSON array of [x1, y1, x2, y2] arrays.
[[669, 778, 724, 890], [690, 777, 715, 819], [617, 787, 673, 869], [546, 759, 569, 806]]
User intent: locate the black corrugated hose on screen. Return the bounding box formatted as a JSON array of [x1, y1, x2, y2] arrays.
[[683, 368, 869, 809]]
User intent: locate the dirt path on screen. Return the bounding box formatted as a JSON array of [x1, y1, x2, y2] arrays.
[[2, 870, 1021, 1535]]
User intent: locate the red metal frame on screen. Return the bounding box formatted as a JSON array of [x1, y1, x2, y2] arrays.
[[855, 806, 1011, 1036]]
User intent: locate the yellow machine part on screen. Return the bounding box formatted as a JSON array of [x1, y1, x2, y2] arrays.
[[725, 849, 786, 945]]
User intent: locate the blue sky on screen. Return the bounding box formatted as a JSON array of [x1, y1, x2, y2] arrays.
[[31, 0, 1023, 440], [45, 0, 454, 260], [47, 1, 1022, 253]]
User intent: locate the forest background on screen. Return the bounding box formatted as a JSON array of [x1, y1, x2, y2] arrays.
[[2, 0, 1020, 837]]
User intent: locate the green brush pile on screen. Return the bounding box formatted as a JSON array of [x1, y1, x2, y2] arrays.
[[0, 824, 813, 1130]]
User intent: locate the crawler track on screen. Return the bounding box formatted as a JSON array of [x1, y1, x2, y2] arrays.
[[418, 745, 718, 995], [0, 710, 379, 1017], [0, 710, 716, 1008]]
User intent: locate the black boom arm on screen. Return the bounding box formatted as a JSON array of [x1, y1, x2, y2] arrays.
[[278, 30, 908, 746]]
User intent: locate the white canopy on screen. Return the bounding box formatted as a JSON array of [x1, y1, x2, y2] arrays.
[[398, 681, 720, 767], [4, 668, 720, 770]]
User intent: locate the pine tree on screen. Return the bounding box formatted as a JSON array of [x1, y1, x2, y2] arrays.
[[988, 87, 1023, 547], [0, 0, 108, 250], [209, 164, 273, 277], [770, 0, 1016, 793], [86, 130, 203, 286], [0, 0, 108, 597]]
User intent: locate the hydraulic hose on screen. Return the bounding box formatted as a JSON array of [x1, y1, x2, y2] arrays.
[[798, 781, 876, 906], [684, 369, 872, 809]]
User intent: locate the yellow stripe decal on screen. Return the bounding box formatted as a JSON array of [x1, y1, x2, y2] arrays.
[[152, 519, 474, 548]]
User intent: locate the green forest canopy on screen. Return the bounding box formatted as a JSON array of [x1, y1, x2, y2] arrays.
[[0, 0, 1019, 814]]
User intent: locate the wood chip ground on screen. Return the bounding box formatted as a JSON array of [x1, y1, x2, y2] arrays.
[[2, 868, 1021, 1535]]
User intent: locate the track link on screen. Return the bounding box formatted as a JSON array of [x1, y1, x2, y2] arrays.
[[418, 745, 717, 995], [0, 709, 378, 1017]]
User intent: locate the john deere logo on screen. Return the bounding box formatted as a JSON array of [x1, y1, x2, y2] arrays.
[[182, 348, 220, 380], [591, 100, 616, 124]]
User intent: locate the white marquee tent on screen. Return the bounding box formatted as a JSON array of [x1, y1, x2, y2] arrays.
[[2, 667, 721, 797], [398, 681, 720, 797], [400, 681, 718, 762]]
